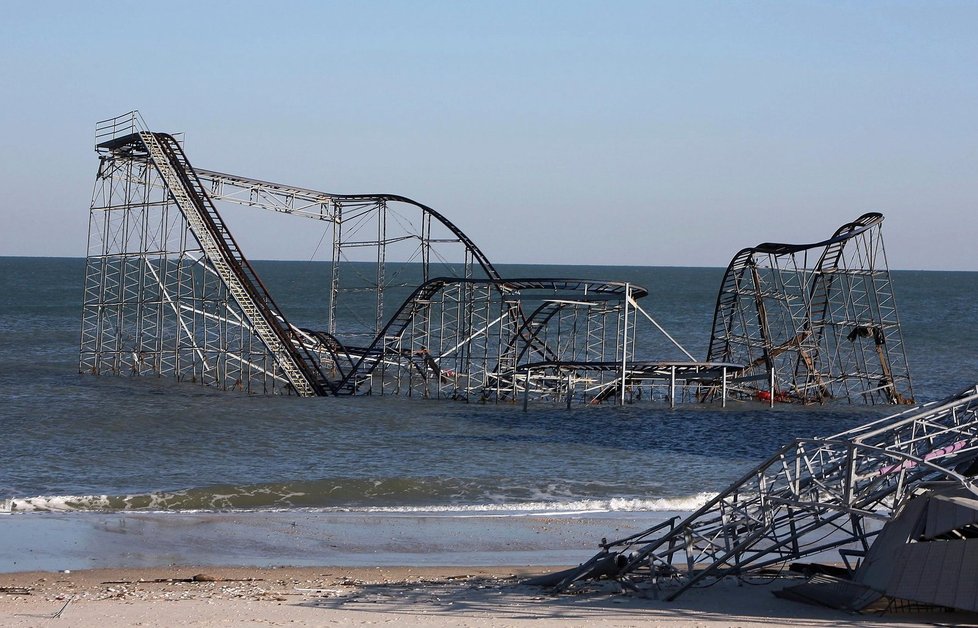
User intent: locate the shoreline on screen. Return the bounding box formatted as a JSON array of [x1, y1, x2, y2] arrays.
[[0, 509, 676, 574]]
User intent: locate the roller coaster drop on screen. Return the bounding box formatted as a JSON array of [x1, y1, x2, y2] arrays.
[[80, 113, 913, 406]]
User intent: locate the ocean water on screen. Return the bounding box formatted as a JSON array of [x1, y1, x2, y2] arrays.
[[1, 257, 976, 515]]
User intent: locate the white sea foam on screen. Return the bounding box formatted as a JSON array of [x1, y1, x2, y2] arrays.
[[2, 495, 112, 513], [1, 491, 718, 516], [357, 493, 717, 515]]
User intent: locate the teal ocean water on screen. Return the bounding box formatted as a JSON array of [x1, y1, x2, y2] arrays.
[[1, 257, 976, 514]]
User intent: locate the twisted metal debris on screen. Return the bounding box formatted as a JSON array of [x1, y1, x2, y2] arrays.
[[549, 385, 978, 599]]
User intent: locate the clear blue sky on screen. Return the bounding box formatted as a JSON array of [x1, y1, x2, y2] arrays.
[[1, 1, 976, 270]]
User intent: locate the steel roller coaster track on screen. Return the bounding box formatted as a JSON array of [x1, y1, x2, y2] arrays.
[[80, 112, 912, 406]]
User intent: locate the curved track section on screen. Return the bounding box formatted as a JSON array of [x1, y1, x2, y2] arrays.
[[195, 168, 501, 283], [704, 213, 912, 405], [329, 277, 652, 401], [195, 169, 501, 342]]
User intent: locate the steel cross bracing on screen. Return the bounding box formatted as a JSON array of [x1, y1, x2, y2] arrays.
[[81, 114, 710, 403], [138, 132, 325, 396], [704, 213, 913, 405], [81, 127, 282, 392], [322, 277, 676, 403], [194, 168, 502, 340], [189, 162, 717, 402], [80, 113, 913, 406], [81, 115, 329, 396], [551, 384, 978, 599]]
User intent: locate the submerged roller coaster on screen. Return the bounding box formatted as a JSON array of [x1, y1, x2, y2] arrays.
[[80, 112, 913, 405], [703, 213, 913, 405]]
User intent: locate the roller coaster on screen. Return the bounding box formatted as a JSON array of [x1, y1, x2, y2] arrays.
[[703, 213, 913, 405], [80, 112, 913, 406]]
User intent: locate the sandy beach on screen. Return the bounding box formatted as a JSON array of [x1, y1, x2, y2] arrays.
[[2, 564, 973, 627], [3, 512, 976, 626]]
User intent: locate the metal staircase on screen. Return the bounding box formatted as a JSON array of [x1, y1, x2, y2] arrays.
[[139, 132, 328, 396]]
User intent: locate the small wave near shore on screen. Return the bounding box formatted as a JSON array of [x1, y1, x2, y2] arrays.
[[1, 490, 716, 516]]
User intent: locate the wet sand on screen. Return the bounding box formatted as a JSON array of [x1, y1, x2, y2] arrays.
[[0, 510, 674, 573]]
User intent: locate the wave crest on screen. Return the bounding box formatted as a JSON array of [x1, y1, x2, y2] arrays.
[[1, 491, 716, 515]]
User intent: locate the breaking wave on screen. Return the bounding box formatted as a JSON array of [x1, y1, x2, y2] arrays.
[[1, 484, 716, 516]]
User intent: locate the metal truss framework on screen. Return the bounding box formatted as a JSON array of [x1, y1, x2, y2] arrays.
[[79, 112, 913, 407], [80, 112, 717, 403], [193, 167, 500, 341], [551, 385, 978, 600], [316, 276, 740, 404], [81, 115, 329, 395], [705, 213, 914, 405]]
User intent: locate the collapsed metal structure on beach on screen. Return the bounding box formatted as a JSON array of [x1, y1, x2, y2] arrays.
[[80, 112, 913, 406], [547, 384, 978, 611]]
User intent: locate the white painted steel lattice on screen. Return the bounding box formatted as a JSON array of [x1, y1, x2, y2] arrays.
[[550, 385, 978, 599]]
